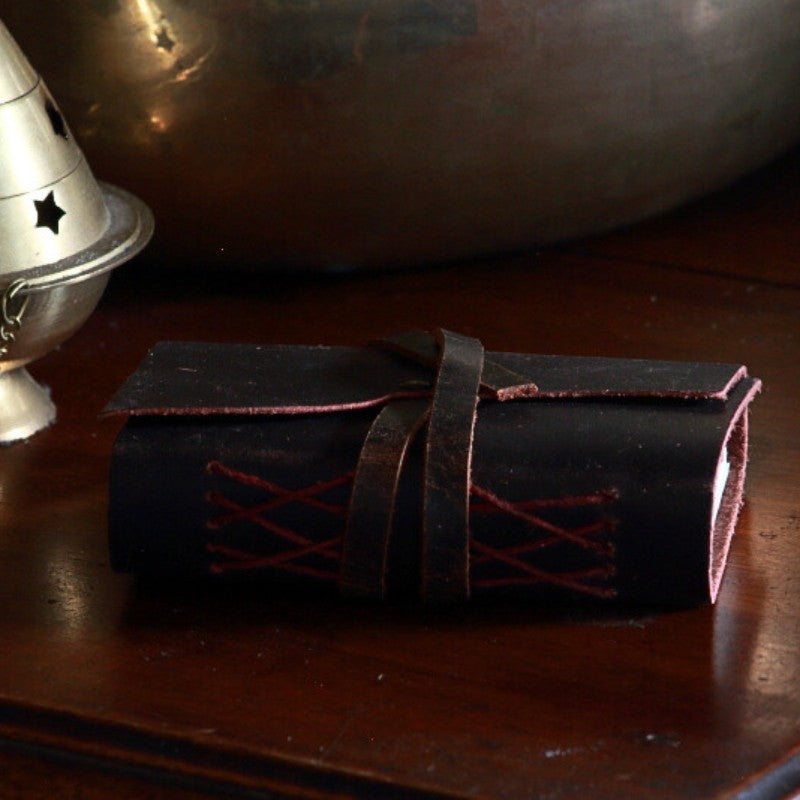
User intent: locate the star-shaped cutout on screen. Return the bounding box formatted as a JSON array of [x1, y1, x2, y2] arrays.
[[34, 191, 66, 234], [45, 99, 69, 139], [154, 25, 175, 52]]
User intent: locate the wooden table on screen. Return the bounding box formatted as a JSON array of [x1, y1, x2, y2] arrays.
[[1, 148, 799, 799]]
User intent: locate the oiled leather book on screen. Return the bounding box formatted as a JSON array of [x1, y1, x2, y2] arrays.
[[104, 330, 760, 606]]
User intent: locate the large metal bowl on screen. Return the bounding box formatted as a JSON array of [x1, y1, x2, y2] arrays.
[[5, 1, 800, 269]]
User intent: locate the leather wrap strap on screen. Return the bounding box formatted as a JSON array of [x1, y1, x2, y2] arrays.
[[339, 329, 492, 603], [339, 399, 428, 599], [421, 330, 485, 602]]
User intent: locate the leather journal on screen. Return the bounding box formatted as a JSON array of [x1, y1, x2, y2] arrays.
[[105, 330, 760, 606]]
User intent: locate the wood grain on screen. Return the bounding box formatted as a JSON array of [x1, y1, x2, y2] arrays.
[[1, 148, 799, 798]]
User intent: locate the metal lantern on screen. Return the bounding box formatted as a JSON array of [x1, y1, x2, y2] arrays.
[[0, 19, 153, 443]]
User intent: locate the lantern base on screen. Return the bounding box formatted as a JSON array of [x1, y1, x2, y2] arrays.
[[0, 367, 56, 443]]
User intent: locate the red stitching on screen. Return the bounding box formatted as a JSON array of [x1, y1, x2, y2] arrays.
[[205, 462, 351, 578], [470, 488, 618, 512], [470, 539, 615, 598], [207, 541, 342, 580], [470, 483, 615, 555], [205, 461, 617, 598], [469, 520, 615, 563], [205, 490, 341, 558], [206, 461, 350, 520], [468, 483, 617, 598]]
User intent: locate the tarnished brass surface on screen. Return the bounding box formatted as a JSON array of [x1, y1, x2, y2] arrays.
[[5, 1, 800, 269]]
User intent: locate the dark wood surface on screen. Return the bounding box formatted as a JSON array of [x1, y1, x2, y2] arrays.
[[1, 147, 799, 799]]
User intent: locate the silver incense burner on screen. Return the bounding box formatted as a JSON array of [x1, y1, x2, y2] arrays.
[[0, 20, 153, 443]]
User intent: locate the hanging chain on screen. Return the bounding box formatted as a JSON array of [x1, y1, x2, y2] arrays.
[[0, 279, 30, 359]]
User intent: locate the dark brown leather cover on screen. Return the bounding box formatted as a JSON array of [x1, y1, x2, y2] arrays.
[[105, 331, 760, 606]]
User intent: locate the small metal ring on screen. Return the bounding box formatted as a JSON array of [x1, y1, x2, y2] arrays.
[[0, 279, 30, 359], [1, 279, 30, 327]]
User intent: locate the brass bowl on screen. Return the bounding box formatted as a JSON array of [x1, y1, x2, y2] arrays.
[[6, 1, 800, 269]]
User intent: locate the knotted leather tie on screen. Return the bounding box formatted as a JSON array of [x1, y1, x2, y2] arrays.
[[339, 329, 537, 602]]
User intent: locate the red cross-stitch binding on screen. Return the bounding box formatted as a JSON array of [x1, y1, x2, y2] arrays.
[[204, 461, 618, 599], [468, 484, 618, 598], [204, 461, 351, 580]]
